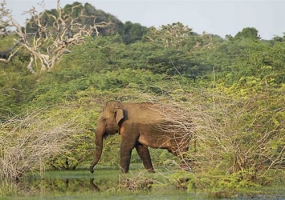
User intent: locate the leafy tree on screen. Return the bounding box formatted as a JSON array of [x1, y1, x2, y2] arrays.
[[143, 22, 194, 47], [0, 0, 13, 36], [234, 27, 260, 41], [121, 21, 148, 44]]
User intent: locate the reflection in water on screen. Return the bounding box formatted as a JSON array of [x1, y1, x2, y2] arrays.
[[90, 178, 100, 192], [4, 172, 285, 199], [64, 178, 100, 192], [15, 177, 103, 196]]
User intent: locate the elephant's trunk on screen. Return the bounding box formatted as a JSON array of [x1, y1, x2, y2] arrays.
[[90, 129, 104, 173]]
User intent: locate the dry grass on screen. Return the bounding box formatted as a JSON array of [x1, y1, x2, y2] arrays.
[[0, 110, 82, 181], [148, 90, 284, 180], [180, 91, 285, 179], [118, 171, 159, 191]]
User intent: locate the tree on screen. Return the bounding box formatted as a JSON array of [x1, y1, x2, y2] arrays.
[[0, 0, 111, 72], [0, 0, 20, 61], [0, 0, 12, 36], [144, 22, 193, 48], [234, 27, 260, 41], [121, 21, 148, 44]]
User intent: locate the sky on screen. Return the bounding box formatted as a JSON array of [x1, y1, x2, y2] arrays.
[[5, 0, 285, 40]]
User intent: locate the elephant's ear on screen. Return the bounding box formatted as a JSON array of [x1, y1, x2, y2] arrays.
[[115, 109, 124, 125]]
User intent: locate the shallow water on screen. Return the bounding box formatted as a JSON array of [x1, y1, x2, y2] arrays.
[[1, 169, 285, 200]]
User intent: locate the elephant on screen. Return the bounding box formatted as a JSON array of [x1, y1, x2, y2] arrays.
[[90, 101, 192, 173]]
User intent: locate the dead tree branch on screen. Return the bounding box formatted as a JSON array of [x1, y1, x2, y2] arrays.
[[0, 0, 111, 72]]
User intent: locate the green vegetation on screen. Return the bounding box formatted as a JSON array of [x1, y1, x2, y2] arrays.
[[0, 1, 284, 198]]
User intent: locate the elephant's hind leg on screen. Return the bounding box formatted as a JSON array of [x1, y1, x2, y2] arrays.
[[135, 143, 155, 173]]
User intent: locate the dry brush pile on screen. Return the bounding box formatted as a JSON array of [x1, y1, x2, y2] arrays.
[[0, 110, 82, 182], [170, 90, 285, 187], [146, 89, 284, 189]]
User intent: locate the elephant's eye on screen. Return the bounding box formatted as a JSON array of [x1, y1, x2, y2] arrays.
[[102, 118, 106, 122]]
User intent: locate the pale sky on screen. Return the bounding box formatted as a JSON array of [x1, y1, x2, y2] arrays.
[[5, 0, 285, 40]]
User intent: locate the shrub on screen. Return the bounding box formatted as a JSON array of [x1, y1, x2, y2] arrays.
[[0, 110, 82, 181], [167, 89, 285, 193]]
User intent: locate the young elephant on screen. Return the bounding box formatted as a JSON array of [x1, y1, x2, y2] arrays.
[[90, 101, 192, 173]]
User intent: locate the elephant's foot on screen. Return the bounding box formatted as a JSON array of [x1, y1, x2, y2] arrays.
[[147, 168, 155, 173]]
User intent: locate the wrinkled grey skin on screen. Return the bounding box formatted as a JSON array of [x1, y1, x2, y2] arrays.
[[90, 101, 191, 173]]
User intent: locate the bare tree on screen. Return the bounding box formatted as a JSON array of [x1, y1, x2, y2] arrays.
[[0, 0, 111, 72]]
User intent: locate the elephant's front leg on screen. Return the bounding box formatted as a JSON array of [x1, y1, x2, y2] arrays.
[[135, 143, 155, 173], [120, 138, 136, 173]]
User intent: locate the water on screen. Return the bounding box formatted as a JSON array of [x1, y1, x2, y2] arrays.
[[1, 169, 285, 200]]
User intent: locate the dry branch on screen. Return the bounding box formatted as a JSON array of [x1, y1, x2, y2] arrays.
[[152, 103, 193, 155], [0, 0, 111, 71], [180, 91, 285, 179], [0, 110, 81, 181], [146, 90, 284, 181], [119, 172, 158, 191]]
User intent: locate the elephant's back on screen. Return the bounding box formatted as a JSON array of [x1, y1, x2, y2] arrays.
[[123, 103, 172, 124]]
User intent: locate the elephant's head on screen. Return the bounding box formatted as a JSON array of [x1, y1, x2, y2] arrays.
[[90, 101, 124, 173]]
